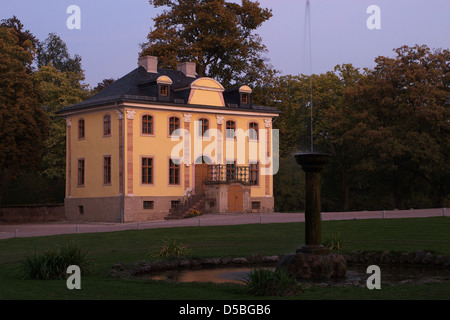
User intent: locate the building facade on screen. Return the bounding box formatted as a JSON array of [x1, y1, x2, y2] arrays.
[[59, 56, 280, 222]]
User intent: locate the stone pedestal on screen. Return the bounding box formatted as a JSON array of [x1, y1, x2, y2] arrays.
[[278, 252, 347, 280], [296, 244, 330, 255], [294, 153, 331, 252], [277, 152, 347, 280]]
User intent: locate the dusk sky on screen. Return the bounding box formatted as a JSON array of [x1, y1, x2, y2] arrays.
[[1, 0, 449, 87]]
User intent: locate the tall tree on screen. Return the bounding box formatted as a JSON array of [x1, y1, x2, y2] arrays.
[[91, 78, 115, 95], [316, 64, 366, 211], [33, 64, 89, 181], [344, 45, 449, 208], [33, 33, 88, 186], [37, 33, 83, 74], [0, 15, 39, 72], [268, 66, 366, 211], [269, 70, 348, 159], [0, 26, 47, 178], [141, 0, 274, 87]]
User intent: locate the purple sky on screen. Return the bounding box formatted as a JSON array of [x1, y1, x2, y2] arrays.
[[1, 0, 449, 88]]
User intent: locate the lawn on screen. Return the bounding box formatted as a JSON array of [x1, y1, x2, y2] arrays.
[[0, 217, 449, 302]]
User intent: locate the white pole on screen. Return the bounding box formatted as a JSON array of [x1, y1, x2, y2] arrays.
[[198, 218, 201, 226], [137, 222, 141, 230], [15, 229, 18, 238], [76, 225, 79, 234], [382, 210, 385, 219]]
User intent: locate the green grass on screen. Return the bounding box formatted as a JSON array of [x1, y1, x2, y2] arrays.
[[0, 217, 449, 300]]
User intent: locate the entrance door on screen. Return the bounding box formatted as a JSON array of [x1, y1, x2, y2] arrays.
[[194, 156, 209, 193], [228, 185, 244, 212]]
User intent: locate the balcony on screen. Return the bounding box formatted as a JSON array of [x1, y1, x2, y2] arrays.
[[205, 164, 256, 185]]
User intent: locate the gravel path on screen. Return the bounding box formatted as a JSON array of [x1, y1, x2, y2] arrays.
[[0, 208, 447, 240]]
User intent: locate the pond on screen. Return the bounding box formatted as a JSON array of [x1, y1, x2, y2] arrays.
[[142, 264, 450, 287]]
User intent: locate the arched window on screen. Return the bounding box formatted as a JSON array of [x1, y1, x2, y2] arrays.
[[226, 120, 236, 139], [169, 116, 180, 136], [199, 118, 209, 137], [142, 115, 153, 135], [249, 122, 258, 140], [103, 115, 111, 136]]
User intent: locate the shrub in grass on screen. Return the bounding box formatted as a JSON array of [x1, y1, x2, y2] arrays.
[[324, 232, 344, 251], [21, 243, 93, 280], [243, 267, 302, 297], [148, 239, 192, 258]]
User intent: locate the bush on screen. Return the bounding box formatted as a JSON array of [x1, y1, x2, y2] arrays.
[[148, 239, 192, 258], [324, 232, 344, 251], [20, 243, 93, 280], [243, 267, 302, 297], [0, 170, 65, 205], [185, 209, 201, 218]]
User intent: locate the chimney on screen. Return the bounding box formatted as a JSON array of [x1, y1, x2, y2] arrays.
[[138, 55, 158, 73], [177, 62, 196, 78]]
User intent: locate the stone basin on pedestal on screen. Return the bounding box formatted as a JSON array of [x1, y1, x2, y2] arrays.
[[277, 152, 347, 280]]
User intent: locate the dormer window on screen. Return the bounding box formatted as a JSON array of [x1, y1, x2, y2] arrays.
[[241, 93, 249, 105], [157, 75, 172, 102], [160, 85, 169, 97], [239, 85, 252, 108]]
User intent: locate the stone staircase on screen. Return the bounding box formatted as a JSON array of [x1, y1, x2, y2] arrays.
[[165, 184, 206, 220]]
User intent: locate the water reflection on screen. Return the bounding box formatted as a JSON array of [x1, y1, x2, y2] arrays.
[[149, 267, 255, 284], [143, 265, 450, 286]]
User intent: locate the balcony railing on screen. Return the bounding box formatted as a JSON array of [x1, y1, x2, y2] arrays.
[[206, 165, 255, 185]]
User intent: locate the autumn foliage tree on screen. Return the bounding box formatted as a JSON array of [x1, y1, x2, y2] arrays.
[[1, 18, 88, 204], [0, 24, 49, 203], [0, 25, 47, 177], [141, 0, 275, 87], [270, 45, 448, 211], [0, 16, 39, 72], [342, 45, 449, 208], [33, 33, 88, 183], [36, 33, 83, 75], [269, 65, 363, 211]]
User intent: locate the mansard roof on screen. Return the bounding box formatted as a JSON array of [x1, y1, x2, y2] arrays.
[[59, 63, 280, 115]]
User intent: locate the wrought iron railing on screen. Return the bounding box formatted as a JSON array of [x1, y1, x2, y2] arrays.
[[172, 183, 205, 217], [206, 165, 253, 184], [169, 164, 257, 219]]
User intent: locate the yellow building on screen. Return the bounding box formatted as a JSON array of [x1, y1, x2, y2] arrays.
[[59, 56, 280, 222]]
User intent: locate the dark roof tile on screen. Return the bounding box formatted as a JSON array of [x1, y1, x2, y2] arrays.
[[59, 65, 280, 114]]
